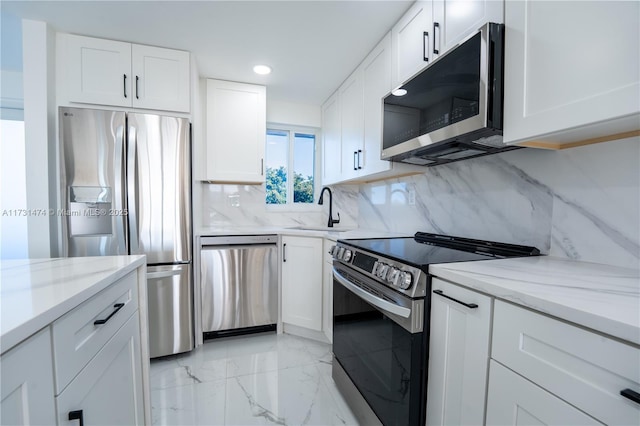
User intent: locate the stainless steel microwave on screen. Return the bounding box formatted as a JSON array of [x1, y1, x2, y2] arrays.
[[382, 23, 518, 166]]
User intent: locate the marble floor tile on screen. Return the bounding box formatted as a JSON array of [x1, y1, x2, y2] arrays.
[[150, 332, 358, 425]]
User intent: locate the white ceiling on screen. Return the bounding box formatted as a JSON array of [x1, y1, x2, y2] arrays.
[[2, 0, 413, 105]]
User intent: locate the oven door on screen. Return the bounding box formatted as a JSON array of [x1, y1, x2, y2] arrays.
[[332, 263, 427, 426]]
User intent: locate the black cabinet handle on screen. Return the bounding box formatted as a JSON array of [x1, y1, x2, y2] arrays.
[[433, 289, 478, 308], [283, 243, 287, 262], [353, 151, 358, 171], [94, 303, 125, 325], [433, 22, 440, 55], [135, 76, 139, 99], [357, 150, 362, 170], [123, 74, 127, 98], [621, 388, 640, 405], [423, 31, 429, 62], [69, 410, 84, 426]]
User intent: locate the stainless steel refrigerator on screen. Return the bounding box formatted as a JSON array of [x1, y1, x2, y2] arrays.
[[59, 106, 193, 358]]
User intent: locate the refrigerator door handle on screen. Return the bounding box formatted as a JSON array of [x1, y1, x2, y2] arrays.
[[114, 122, 128, 254], [127, 124, 139, 254]]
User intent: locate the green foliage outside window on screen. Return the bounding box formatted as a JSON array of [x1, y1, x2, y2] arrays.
[[266, 166, 314, 204]]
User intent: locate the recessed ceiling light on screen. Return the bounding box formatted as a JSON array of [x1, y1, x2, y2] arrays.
[[392, 88, 407, 96], [253, 65, 272, 75]]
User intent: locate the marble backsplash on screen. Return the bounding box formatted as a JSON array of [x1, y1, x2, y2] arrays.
[[196, 137, 639, 269], [197, 183, 359, 229], [358, 136, 639, 269]]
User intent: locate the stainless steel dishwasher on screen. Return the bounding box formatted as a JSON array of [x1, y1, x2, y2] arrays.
[[200, 235, 278, 339]]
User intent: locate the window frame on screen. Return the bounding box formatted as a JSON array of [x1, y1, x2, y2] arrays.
[[265, 124, 321, 211]]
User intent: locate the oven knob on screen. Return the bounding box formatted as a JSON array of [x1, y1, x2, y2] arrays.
[[342, 249, 352, 262], [397, 271, 413, 290], [388, 267, 400, 284], [329, 245, 337, 256], [337, 247, 345, 259], [377, 264, 389, 279], [372, 261, 381, 275]]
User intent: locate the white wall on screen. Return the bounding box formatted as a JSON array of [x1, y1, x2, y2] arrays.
[[266, 99, 321, 128], [22, 19, 57, 258]]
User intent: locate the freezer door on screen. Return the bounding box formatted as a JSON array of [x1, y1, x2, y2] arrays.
[[59, 107, 128, 257], [200, 243, 278, 332], [147, 264, 193, 358], [127, 113, 191, 264]]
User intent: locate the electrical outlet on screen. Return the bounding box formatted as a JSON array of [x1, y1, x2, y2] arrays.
[[408, 187, 416, 205]]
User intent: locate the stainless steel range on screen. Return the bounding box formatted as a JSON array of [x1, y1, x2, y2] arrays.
[[330, 233, 539, 425]]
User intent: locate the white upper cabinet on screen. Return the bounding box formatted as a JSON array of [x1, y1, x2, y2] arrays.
[[391, 1, 434, 87], [58, 33, 191, 113], [339, 68, 364, 182], [321, 91, 342, 185], [131, 44, 190, 112], [204, 79, 266, 184], [432, 0, 503, 61], [392, 0, 504, 87], [62, 34, 132, 108], [321, 32, 422, 185], [503, 0, 640, 148]]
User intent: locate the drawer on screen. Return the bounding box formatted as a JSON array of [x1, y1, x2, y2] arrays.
[[52, 270, 138, 394], [492, 301, 640, 425], [486, 360, 603, 425]]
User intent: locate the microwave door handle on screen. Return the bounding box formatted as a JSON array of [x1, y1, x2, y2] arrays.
[[423, 31, 429, 62], [333, 267, 411, 318]]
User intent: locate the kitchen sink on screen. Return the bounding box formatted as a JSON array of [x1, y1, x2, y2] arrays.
[[286, 226, 354, 232]]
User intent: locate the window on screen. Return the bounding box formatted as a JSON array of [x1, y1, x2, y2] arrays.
[[265, 126, 317, 206]]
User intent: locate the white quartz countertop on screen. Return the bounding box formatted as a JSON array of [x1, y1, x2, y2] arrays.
[[197, 226, 410, 241], [1, 255, 146, 354], [430, 256, 640, 345]]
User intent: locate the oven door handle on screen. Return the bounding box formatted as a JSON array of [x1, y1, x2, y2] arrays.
[[333, 267, 411, 318]]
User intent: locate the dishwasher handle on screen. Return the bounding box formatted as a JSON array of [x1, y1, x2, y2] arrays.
[[201, 243, 277, 251]]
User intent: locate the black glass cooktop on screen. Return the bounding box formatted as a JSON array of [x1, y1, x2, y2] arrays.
[[339, 232, 539, 270]]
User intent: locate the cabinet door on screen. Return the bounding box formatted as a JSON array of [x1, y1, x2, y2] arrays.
[[62, 33, 132, 107], [426, 278, 492, 426], [503, 0, 640, 146], [56, 313, 144, 426], [486, 361, 604, 425], [1, 328, 56, 425], [391, 0, 433, 87], [361, 32, 394, 177], [322, 239, 335, 342], [131, 44, 190, 113], [205, 79, 266, 183], [281, 236, 323, 331], [321, 91, 342, 185], [432, 0, 503, 60], [339, 69, 364, 181]]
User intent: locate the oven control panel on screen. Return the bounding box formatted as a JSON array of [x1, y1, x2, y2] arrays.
[[329, 243, 426, 298]]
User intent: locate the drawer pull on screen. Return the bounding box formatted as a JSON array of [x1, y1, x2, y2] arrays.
[[69, 410, 84, 426], [94, 303, 125, 325], [433, 289, 478, 309], [621, 388, 640, 405]]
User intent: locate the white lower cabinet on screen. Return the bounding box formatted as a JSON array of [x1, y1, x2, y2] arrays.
[[322, 239, 335, 342], [281, 236, 323, 331], [486, 361, 603, 426], [426, 278, 492, 426], [492, 300, 640, 426], [427, 278, 640, 426], [57, 313, 144, 426], [0, 328, 56, 425], [0, 265, 147, 426]]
